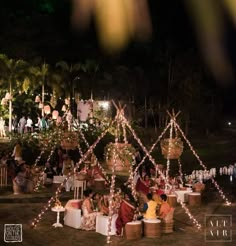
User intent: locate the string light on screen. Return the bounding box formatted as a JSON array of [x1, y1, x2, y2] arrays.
[[31, 107, 229, 232], [33, 127, 66, 191], [76, 122, 111, 184], [166, 119, 174, 185], [134, 121, 171, 174], [122, 118, 127, 144], [33, 145, 57, 191], [178, 158, 184, 184], [173, 190, 202, 229], [173, 120, 231, 205], [107, 123, 119, 244], [121, 113, 202, 228], [31, 119, 116, 228]]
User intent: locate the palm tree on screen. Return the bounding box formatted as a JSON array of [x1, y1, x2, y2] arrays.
[[56, 61, 81, 117], [0, 54, 29, 132], [80, 59, 100, 98], [29, 62, 51, 116]]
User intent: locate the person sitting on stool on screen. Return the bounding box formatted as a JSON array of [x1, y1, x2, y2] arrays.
[[159, 194, 171, 219], [143, 193, 158, 219]]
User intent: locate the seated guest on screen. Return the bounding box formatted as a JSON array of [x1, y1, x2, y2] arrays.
[[159, 194, 172, 219], [55, 147, 64, 175], [80, 189, 100, 231], [143, 193, 158, 219], [0, 151, 9, 167], [115, 187, 137, 236], [92, 192, 101, 211], [98, 194, 109, 215], [14, 163, 33, 193], [12, 142, 23, 162], [62, 154, 74, 192], [136, 174, 151, 195], [44, 162, 56, 184], [87, 161, 107, 187]]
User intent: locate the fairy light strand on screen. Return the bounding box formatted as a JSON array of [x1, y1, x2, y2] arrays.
[[31, 119, 116, 228], [76, 123, 111, 184], [173, 190, 201, 229], [166, 119, 174, 184], [122, 115, 167, 181], [33, 145, 57, 191], [174, 120, 231, 205], [122, 118, 128, 144], [134, 121, 172, 174], [33, 127, 65, 191], [121, 114, 202, 228], [107, 120, 120, 244], [178, 158, 184, 184]]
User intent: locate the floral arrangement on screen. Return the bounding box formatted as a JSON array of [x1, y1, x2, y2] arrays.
[[53, 198, 63, 209]]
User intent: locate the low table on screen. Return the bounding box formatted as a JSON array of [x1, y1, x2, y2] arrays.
[[51, 207, 65, 228]]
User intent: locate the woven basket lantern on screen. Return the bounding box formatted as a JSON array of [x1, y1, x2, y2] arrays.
[[105, 143, 135, 172], [61, 132, 78, 150], [161, 138, 183, 159]]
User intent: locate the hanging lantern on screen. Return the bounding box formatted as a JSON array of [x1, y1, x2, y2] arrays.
[[160, 138, 183, 159], [35, 95, 41, 103], [5, 92, 12, 100], [44, 105, 51, 115], [61, 105, 67, 112], [52, 110, 59, 120], [39, 102, 44, 109]]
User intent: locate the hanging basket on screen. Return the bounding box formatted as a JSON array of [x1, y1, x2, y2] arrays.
[[160, 138, 183, 159], [61, 132, 78, 150], [105, 143, 135, 172]]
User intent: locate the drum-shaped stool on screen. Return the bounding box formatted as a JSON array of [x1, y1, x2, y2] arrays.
[[161, 220, 174, 234], [188, 192, 201, 206], [143, 219, 161, 238], [94, 178, 105, 190], [167, 194, 177, 207], [125, 221, 142, 240]]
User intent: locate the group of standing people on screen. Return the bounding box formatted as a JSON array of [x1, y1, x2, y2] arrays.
[[14, 115, 50, 134]]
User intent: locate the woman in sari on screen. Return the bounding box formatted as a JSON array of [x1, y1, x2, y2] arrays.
[[80, 189, 100, 230], [136, 174, 151, 195], [115, 188, 136, 236]]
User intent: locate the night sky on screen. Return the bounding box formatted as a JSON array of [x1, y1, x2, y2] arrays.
[[1, 0, 236, 116]]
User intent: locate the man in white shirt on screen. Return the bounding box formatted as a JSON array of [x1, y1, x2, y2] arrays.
[[26, 116, 33, 133], [19, 116, 26, 134]]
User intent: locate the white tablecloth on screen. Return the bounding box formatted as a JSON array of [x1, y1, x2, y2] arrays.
[[53, 176, 65, 183], [175, 190, 192, 202], [96, 214, 118, 236]]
